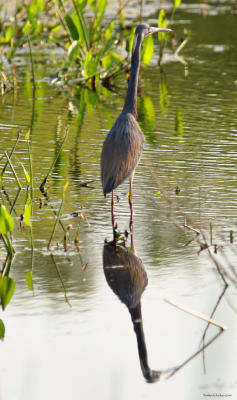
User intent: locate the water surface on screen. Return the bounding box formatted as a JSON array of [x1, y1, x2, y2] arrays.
[[0, 2, 237, 399]]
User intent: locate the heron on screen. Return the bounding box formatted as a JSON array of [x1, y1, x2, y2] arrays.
[[101, 23, 172, 233]]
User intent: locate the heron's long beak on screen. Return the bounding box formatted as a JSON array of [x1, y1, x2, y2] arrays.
[[147, 27, 173, 36]]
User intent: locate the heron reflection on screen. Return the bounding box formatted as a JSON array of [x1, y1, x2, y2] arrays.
[[103, 234, 161, 383]]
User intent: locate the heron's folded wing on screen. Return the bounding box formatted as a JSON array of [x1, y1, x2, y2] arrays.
[[101, 113, 145, 195]]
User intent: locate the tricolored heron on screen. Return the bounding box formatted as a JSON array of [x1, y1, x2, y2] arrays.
[[101, 23, 172, 233]]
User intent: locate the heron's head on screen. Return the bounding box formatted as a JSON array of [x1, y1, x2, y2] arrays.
[[135, 23, 173, 39]]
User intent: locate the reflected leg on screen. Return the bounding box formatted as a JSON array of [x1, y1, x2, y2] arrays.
[[129, 174, 134, 235], [111, 190, 116, 236]]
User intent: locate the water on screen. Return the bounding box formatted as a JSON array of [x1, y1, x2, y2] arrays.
[[0, 2, 237, 399]]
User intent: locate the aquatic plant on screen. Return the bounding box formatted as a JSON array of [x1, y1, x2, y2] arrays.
[[0, 0, 175, 89]]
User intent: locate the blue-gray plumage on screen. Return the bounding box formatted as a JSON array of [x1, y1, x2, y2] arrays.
[[100, 23, 172, 230], [101, 112, 144, 195]]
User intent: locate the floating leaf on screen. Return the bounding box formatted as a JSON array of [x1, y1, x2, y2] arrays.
[[0, 205, 14, 234], [0, 319, 5, 339], [141, 35, 154, 65], [20, 163, 31, 185], [0, 276, 15, 310], [24, 196, 32, 226], [25, 271, 34, 291]]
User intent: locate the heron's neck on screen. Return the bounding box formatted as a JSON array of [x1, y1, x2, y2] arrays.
[[123, 34, 143, 119]]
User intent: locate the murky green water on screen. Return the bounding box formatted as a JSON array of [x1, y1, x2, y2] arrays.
[[0, 2, 237, 399]]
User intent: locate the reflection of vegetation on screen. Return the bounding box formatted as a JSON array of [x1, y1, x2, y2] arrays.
[[175, 110, 184, 139], [159, 74, 169, 115], [0, 204, 15, 339], [138, 96, 156, 143]]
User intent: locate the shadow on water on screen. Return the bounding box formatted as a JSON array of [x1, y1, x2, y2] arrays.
[[103, 236, 161, 383]]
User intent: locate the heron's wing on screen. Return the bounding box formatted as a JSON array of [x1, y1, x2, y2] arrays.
[[101, 112, 145, 195]]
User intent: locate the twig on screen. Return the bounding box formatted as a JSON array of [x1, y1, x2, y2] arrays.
[[165, 298, 227, 379], [165, 298, 227, 331], [199, 286, 227, 374], [200, 230, 229, 286], [166, 329, 223, 379], [183, 223, 200, 235], [175, 38, 189, 56]]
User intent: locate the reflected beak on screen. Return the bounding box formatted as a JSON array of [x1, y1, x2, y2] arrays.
[[147, 27, 173, 36]]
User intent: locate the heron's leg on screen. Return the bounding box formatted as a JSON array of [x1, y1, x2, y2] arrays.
[[129, 173, 134, 234]]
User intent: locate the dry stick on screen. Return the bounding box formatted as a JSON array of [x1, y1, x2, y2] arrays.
[[174, 37, 189, 56], [200, 230, 229, 286], [165, 298, 227, 379], [184, 223, 200, 235], [165, 298, 227, 331], [199, 286, 227, 374], [199, 286, 228, 347], [219, 247, 237, 287], [3, 151, 22, 189], [166, 329, 223, 379]]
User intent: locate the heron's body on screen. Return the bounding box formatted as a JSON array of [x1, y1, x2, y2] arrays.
[[101, 111, 144, 196]]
